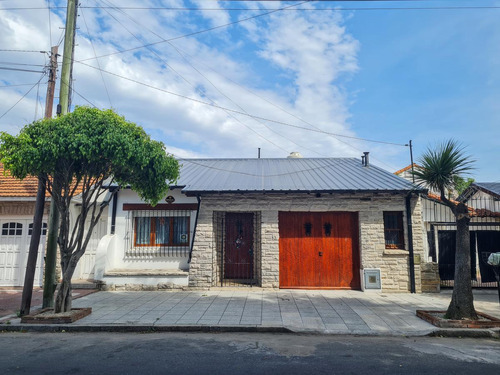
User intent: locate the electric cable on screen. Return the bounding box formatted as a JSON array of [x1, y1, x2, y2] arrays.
[[0, 72, 46, 120]]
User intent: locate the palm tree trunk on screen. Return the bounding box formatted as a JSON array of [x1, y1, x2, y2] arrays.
[[445, 203, 478, 320]]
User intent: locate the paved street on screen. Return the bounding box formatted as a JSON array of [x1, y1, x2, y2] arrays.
[[0, 332, 498, 375], [3, 289, 498, 336]]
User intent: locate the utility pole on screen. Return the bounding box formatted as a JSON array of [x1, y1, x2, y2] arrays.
[[58, 0, 78, 116], [409, 140, 415, 184], [43, 0, 79, 309], [20, 46, 59, 316]]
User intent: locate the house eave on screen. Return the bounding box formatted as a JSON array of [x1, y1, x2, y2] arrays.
[[182, 189, 420, 197]]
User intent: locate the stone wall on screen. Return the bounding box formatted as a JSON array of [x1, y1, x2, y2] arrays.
[[188, 192, 426, 292], [420, 262, 440, 293]]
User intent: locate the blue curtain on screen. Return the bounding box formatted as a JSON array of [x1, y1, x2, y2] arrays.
[[155, 217, 170, 245], [136, 217, 151, 245], [173, 217, 188, 245]]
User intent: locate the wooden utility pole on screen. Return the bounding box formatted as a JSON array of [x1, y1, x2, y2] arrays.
[[44, 46, 59, 118], [20, 46, 58, 316], [43, 0, 78, 309]]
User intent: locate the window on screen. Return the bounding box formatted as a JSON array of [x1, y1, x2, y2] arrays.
[[383, 211, 405, 249], [1, 222, 22, 236], [134, 216, 189, 247], [28, 223, 48, 236]]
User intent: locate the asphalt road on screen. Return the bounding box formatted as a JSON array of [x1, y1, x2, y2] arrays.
[[0, 332, 499, 375]]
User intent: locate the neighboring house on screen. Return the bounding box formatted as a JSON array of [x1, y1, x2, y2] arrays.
[[0, 165, 49, 287], [395, 164, 456, 198], [0, 164, 106, 287], [459, 182, 500, 213], [95, 155, 429, 293], [420, 189, 500, 288]]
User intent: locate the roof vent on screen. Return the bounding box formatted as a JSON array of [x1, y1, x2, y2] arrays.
[[287, 152, 303, 159], [362, 152, 369, 167]]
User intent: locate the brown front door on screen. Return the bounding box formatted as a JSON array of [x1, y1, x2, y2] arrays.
[[279, 212, 360, 289], [224, 213, 254, 280]]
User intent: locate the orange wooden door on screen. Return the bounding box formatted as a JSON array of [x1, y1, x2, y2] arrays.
[[224, 213, 254, 279], [279, 212, 360, 289]]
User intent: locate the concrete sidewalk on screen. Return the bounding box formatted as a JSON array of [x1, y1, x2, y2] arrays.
[[2, 289, 499, 337]]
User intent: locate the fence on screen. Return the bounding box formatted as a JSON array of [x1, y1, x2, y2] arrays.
[[422, 192, 500, 288]]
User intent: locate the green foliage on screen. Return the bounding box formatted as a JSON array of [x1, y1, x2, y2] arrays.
[[412, 139, 474, 197], [0, 106, 179, 205], [453, 176, 475, 195]]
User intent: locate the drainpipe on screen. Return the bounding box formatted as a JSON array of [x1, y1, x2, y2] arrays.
[[110, 188, 118, 235], [406, 192, 416, 293], [188, 195, 201, 263]]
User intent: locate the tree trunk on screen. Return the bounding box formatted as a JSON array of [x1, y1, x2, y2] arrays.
[[54, 252, 78, 313], [20, 178, 46, 316], [54, 273, 73, 313], [445, 203, 478, 320]]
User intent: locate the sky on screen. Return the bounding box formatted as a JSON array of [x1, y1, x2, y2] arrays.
[[0, 0, 499, 181]]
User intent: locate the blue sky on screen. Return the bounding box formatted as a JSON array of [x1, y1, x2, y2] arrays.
[[0, 0, 499, 181]]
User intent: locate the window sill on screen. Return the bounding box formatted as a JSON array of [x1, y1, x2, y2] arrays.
[[383, 249, 408, 256]]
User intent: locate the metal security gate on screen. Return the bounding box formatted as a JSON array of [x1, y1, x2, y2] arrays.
[[216, 212, 257, 287], [423, 194, 500, 288]]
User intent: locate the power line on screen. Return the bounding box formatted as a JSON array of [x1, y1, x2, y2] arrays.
[[0, 49, 46, 53], [0, 66, 45, 73], [0, 82, 41, 88], [3, 5, 500, 11], [98, 0, 325, 156], [0, 61, 45, 67], [0, 73, 46, 120], [80, 5, 112, 108], [76, 59, 406, 147], [77, 1, 311, 62]]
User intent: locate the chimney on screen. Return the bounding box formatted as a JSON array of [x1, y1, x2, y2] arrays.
[[363, 152, 370, 167]]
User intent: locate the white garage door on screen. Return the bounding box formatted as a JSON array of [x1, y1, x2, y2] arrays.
[[0, 218, 47, 287]]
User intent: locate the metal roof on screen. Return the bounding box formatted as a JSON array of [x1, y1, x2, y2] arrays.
[[474, 182, 500, 197], [176, 158, 421, 194]]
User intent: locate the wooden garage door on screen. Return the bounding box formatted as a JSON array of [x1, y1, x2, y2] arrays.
[[279, 212, 360, 289]]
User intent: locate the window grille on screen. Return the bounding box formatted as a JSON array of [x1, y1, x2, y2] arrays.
[[383, 211, 405, 249], [125, 209, 194, 258]]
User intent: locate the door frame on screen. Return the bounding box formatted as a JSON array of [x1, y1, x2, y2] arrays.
[[219, 212, 257, 286], [278, 211, 361, 290]]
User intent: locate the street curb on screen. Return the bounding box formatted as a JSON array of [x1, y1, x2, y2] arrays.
[[428, 328, 500, 339], [1, 324, 497, 338], [0, 324, 293, 334]]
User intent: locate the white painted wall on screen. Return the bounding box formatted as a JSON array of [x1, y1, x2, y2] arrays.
[[98, 188, 198, 275]]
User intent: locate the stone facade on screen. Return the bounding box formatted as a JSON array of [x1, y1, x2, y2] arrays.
[[188, 192, 427, 292]]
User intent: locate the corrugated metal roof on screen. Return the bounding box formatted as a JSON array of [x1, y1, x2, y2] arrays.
[[473, 182, 500, 197], [176, 158, 421, 194]]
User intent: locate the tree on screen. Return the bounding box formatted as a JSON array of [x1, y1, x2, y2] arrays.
[[453, 176, 475, 196], [0, 107, 179, 313], [412, 140, 477, 320]]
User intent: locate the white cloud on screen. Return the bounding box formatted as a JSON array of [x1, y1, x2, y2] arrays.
[[1, 1, 363, 161]]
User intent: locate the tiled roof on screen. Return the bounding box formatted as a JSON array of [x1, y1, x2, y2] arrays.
[[394, 163, 419, 175], [0, 164, 42, 198], [177, 158, 422, 194], [425, 192, 500, 218]]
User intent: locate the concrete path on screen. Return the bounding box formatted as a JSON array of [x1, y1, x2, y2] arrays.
[[2, 289, 499, 336]]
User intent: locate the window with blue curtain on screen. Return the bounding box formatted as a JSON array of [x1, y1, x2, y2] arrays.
[[173, 217, 189, 245], [134, 216, 189, 247]]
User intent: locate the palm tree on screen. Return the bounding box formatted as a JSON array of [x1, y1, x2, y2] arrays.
[[413, 140, 477, 320]]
